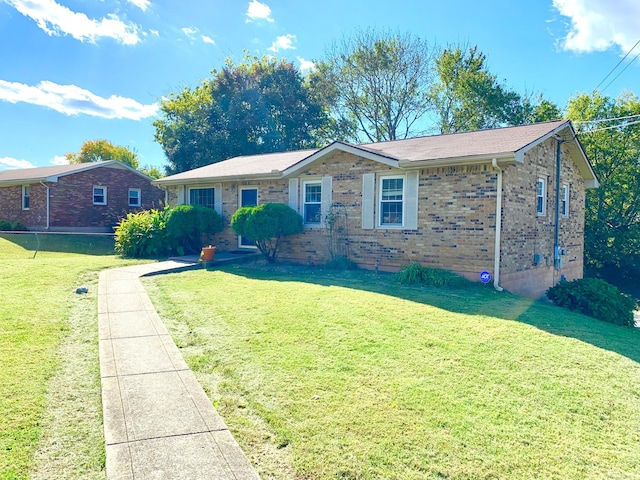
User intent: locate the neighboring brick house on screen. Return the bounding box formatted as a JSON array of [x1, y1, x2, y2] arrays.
[[155, 120, 598, 298], [0, 160, 164, 232]]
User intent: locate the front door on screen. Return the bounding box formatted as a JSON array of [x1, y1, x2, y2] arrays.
[[238, 187, 258, 248]]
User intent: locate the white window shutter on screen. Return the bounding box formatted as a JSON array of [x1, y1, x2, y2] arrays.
[[177, 185, 185, 204], [214, 183, 222, 215], [321, 176, 333, 226], [288, 178, 299, 212], [404, 171, 419, 230], [362, 173, 375, 229]]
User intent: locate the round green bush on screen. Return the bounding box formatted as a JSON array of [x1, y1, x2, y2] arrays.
[[546, 277, 637, 327], [114, 208, 169, 258], [0, 219, 13, 231], [165, 204, 224, 255], [231, 203, 302, 262]]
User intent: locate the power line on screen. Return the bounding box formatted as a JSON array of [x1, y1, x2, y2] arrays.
[[573, 113, 640, 124], [575, 118, 640, 134], [592, 39, 640, 93], [601, 48, 640, 93]]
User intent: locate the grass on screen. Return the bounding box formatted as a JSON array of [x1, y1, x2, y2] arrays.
[[144, 264, 640, 480], [0, 233, 147, 480]]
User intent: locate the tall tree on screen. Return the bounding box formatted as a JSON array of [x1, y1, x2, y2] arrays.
[[429, 45, 543, 133], [154, 55, 330, 174], [65, 139, 139, 169], [566, 92, 640, 279], [312, 29, 435, 142]]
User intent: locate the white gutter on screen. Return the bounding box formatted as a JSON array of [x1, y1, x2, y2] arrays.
[[491, 158, 504, 292], [39, 181, 50, 230]]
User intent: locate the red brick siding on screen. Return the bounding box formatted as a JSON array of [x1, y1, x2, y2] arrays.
[[0, 165, 164, 231]]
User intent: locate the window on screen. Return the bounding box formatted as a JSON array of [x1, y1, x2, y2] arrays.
[[128, 188, 141, 207], [303, 181, 322, 224], [189, 187, 215, 209], [536, 178, 546, 216], [562, 184, 569, 217], [379, 176, 404, 226], [93, 186, 107, 205], [22, 185, 30, 210]]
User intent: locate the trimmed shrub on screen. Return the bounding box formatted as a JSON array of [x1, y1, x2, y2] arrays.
[[114, 208, 169, 258], [231, 203, 303, 263], [0, 220, 13, 231], [165, 205, 224, 255], [11, 222, 27, 231], [397, 263, 469, 288], [546, 277, 637, 327]]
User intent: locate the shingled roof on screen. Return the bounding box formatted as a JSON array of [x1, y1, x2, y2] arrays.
[[0, 160, 152, 186], [155, 121, 598, 187]]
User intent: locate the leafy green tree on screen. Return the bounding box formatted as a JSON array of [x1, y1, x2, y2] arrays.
[[429, 45, 550, 133], [231, 203, 303, 263], [65, 139, 139, 169], [154, 55, 330, 174], [312, 29, 435, 142], [566, 92, 640, 281], [139, 165, 164, 179]]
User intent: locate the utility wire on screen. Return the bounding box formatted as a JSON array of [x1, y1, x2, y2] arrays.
[[573, 113, 640, 124], [601, 47, 640, 93], [592, 39, 640, 93], [575, 118, 640, 134]]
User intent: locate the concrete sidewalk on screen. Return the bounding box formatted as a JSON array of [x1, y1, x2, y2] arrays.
[[98, 259, 260, 479]]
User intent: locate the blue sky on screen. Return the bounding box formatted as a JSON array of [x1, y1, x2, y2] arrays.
[[1, 0, 639, 172]]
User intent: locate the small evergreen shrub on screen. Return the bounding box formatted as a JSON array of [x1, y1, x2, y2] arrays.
[[11, 222, 27, 231], [546, 277, 637, 327], [397, 263, 469, 288], [165, 205, 224, 255], [231, 203, 303, 263], [114, 208, 169, 258], [0, 219, 13, 231], [324, 256, 359, 270]]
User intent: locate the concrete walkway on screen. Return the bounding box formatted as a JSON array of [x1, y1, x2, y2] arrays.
[[98, 256, 260, 479]]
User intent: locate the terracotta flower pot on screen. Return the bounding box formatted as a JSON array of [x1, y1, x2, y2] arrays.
[[200, 245, 216, 262]]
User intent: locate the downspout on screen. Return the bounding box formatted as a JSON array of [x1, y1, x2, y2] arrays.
[[491, 158, 504, 292], [39, 181, 50, 230], [553, 137, 564, 270]]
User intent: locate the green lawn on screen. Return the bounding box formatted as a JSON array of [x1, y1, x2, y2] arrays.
[[0, 233, 147, 480], [144, 265, 640, 480]]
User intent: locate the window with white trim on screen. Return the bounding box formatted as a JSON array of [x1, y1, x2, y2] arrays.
[[93, 186, 107, 205], [189, 187, 215, 209], [22, 185, 30, 210], [128, 188, 141, 207], [536, 178, 546, 216], [561, 184, 569, 218], [303, 181, 322, 224], [379, 176, 404, 226]]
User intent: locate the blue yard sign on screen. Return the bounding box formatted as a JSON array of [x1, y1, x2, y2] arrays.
[[480, 271, 492, 284]]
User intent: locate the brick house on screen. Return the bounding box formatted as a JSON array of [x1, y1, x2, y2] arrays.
[[0, 160, 164, 232], [155, 120, 598, 298]]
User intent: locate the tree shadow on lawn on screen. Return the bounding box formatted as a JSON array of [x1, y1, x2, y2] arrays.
[[0, 232, 115, 256], [213, 262, 640, 365]]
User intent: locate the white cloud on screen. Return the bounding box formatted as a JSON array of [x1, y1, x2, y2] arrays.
[[5, 0, 141, 45], [268, 34, 296, 52], [50, 155, 68, 165], [297, 57, 315, 72], [0, 157, 36, 169], [201, 35, 215, 45], [246, 0, 273, 23], [553, 0, 640, 53], [0, 80, 158, 120], [127, 0, 150, 11], [149, 29, 159, 36], [182, 26, 198, 39]]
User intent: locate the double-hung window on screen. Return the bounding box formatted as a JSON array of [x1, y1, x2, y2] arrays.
[[379, 176, 404, 226], [561, 184, 569, 217], [303, 181, 322, 224], [189, 187, 215, 210], [22, 185, 30, 210], [128, 188, 141, 207], [536, 178, 546, 216], [93, 186, 107, 205]]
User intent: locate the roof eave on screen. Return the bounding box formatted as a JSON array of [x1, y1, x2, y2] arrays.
[[154, 171, 282, 187], [398, 152, 517, 169]]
